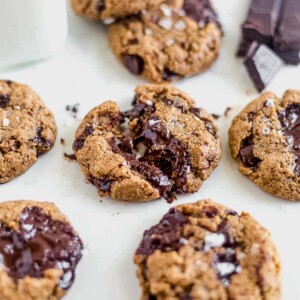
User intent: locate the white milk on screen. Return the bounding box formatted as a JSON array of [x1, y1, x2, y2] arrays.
[[0, 0, 68, 69]]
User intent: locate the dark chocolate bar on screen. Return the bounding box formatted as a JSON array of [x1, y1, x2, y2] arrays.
[[273, 0, 300, 65], [237, 0, 282, 57], [244, 42, 284, 92]]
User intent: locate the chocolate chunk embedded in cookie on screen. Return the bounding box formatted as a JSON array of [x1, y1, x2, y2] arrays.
[[0, 200, 83, 300], [229, 90, 300, 200], [108, 0, 222, 83], [73, 84, 221, 202], [134, 199, 281, 300], [0, 80, 57, 183], [71, 0, 164, 21]]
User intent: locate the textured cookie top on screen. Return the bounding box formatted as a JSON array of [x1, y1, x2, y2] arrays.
[[134, 199, 281, 300], [73, 84, 221, 202], [108, 0, 222, 82], [229, 90, 300, 200], [0, 200, 83, 300], [71, 0, 164, 20], [0, 80, 57, 183]]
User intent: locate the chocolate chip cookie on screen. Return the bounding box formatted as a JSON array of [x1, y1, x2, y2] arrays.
[[0, 80, 57, 183], [0, 200, 83, 300], [73, 84, 221, 202], [108, 0, 222, 83], [134, 199, 281, 300], [229, 90, 300, 200], [71, 0, 164, 21]]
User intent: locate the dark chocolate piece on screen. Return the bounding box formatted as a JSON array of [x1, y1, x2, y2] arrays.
[[237, 0, 282, 57], [273, 0, 300, 65], [162, 68, 179, 82], [136, 208, 189, 255], [239, 135, 261, 168], [243, 0, 282, 44], [244, 42, 283, 92], [0, 94, 10, 108], [0, 206, 83, 289], [183, 0, 219, 25], [278, 104, 300, 176], [123, 54, 144, 75], [66, 103, 80, 118], [96, 0, 105, 12]]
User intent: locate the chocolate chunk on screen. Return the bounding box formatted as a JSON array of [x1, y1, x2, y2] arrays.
[[242, 0, 282, 45], [278, 104, 300, 176], [123, 54, 144, 75], [123, 103, 147, 120], [226, 210, 238, 216], [203, 205, 219, 218], [32, 127, 53, 150], [136, 208, 189, 255], [239, 135, 261, 168], [162, 68, 179, 81], [183, 0, 218, 24], [73, 137, 85, 151], [89, 176, 114, 193], [0, 206, 83, 289], [244, 42, 283, 92], [273, 0, 300, 65], [96, 0, 105, 12], [214, 248, 240, 287], [0, 94, 10, 108]]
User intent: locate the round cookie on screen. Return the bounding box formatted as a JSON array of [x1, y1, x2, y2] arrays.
[[229, 90, 300, 200], [73, 84, 221, 202], [71, 0, 164, 21], [134, 199, 281, 300], [0, 200, 83, 300], [108, 0, 222, 83], [0, 80, 57, 183]]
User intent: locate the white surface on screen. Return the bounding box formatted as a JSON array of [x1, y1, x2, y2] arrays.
[[0, 0, 68, 68], [1, 0, 300, 299]]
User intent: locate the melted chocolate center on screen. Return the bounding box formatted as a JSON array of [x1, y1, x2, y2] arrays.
[[106, 101, 193, 202], [278, 104, 300, 176], [0, 206, 83, 289], [136, 208, 189, 255]]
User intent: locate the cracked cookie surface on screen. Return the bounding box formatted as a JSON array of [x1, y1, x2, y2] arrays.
[[229, 90, 300, 200], [134, 199, 281, 300], [73, 84, 221, 202], [0, 80, 57, 183], [108, 0, 222, 83], [0, 200, 83, 300], [71, 0, 164, 21]]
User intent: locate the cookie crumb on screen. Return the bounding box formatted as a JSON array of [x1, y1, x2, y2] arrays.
[[212, 113, 221, 120], [66, 103, 80, 118], [224, 107, 232, 117], [60, 138, 66, 146], [64, 153, 76, 161]]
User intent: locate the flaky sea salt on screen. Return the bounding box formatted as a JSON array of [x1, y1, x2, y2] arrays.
[[160, 4, 172, 17], [204, 233, 225, 251], [158, 18, 173, 30], [2, 118, 9, 126], [174, 20, 186, 31]]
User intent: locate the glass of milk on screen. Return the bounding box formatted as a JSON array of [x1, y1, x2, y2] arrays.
[[0, 0, 68, 69]]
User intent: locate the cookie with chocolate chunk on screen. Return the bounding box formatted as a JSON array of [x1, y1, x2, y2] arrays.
[[73, 84, 221, 202], [0, 200, 83, 300], [229, 90, 300, 200], [71, 0, 164, 21], [0, 80, 57, 183], [108, 0, 222, 83], [134, 199, 281, 300]]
